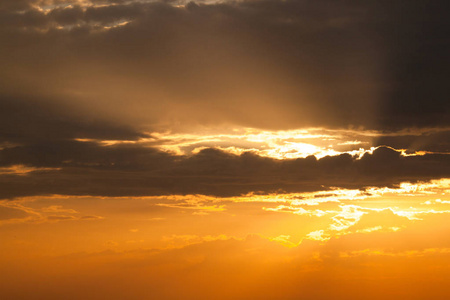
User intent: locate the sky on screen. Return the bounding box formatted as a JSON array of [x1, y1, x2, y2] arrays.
[[0, 0, 449, 299]]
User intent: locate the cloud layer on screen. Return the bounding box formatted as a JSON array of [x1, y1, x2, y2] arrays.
[[1, 0, 448, 133], [1, 142, 448, 198], [0, 0, 448, 200]]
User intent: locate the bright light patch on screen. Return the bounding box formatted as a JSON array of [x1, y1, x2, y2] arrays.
[[0, 165, 60, 175], [74, 127, 448, 160]]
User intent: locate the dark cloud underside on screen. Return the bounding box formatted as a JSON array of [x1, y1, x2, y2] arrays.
[[0, 144, 448, 199], [0, 96, 146, 143], [0, 0, 448, 132], [0, 0, 448, 199]]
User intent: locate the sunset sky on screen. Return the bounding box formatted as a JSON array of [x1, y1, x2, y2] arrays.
[[1, 0, 449, 299]]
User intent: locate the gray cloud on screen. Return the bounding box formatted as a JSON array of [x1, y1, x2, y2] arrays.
[[0, 96, 146, 144], [0, 0, 447, 132], [0, 1, 448, 199], [0, 143, 448, 199], [373, 130, 450, 153]]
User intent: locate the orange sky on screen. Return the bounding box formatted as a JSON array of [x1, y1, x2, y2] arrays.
[[1, 179, 449, 299]]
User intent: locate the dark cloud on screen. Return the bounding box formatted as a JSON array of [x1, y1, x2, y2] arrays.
[[0, 96, 146, 144], [0, 0, 37, 11], [373, 130, 450, 153], [0, 0, 448, 199], [0, 0, 448, 132], [0, 143, 448, 199], [376, 1, 449, 130]]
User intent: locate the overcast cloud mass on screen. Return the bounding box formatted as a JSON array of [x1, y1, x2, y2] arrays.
[[1, 0, 449, 199]]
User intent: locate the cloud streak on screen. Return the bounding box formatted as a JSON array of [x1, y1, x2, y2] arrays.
[[0, 142, 448, 199]]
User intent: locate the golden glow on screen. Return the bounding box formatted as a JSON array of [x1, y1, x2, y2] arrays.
[[0, 165, 61, 175], [1, 178, 449, 299], [306, 230, 328, 241], [74, 127, 448, 160], [1, 178, 448, 237]]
